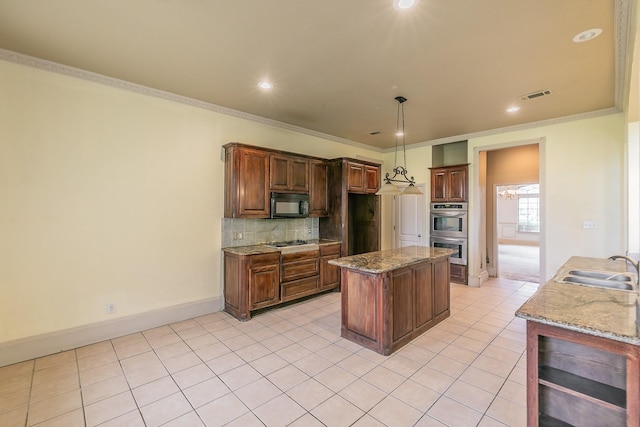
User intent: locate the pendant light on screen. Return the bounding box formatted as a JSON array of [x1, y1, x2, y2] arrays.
[[376, 96, 423, 196]]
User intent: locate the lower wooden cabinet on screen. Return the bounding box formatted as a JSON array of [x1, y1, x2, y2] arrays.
[[526, 321, 640, 426], [341, 256, 451, 355], [223, 243, 341, 321]]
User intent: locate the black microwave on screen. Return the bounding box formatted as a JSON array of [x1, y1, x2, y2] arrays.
[[271, 193, 310, 218]]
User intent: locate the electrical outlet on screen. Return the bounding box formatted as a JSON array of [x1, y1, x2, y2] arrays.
[[582, 221, 598, 229], [106, 303, 116, 314], [308, 227, 312, 234], [233, 232, 243, 240]]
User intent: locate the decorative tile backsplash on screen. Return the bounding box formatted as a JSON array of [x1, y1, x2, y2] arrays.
[[222, 218, 319, 248]]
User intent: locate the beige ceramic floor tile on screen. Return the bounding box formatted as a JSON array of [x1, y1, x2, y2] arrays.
[[253, 394, 307, 427], [338, 379, 386, 412], [98, 410, 145, 427], [427, 396, 483, 427], [390, 379, 440, 412], [234, 342, 271, 363], [293, 353, 333, 377], [249, 353, 289, 376], [162, 410, 206, 427], [146, 332, 183, 350], [162, 351, 202, 374], [310, 394, 364, 427], [287, 412, 327, 427], [195, 342, 231, 362], [361, 366, 405, 393], [486, 396, 527, 427], [83, 391, 137, 427], [368, 395, 423, 427], [154, 342, 191, 361], [79, 362, 123, 387], [77, 349, 118, 372], [34, 351, 76, 371], [458, 366, 506, 394], [26, 389, 82, 426], [75, 341, 113, 359], [171, 363, 214, 389], [196, 393, 249, 426], [31, 362, 78, 387], [139, 392, 192, 427], [0, 386, 30, 413], [29, 373, 79, 404], [234, 377, 283, 409], [182, 376, 230, 409], [313, 365, 357, 393], [183, 333, 219, 350], [410, 366, 455, 394], [444, 380, 495, 413], [336, 354, 377, 377], [34, 408, 84, 427], [170, 319, 199, 332], [427, 354, 468, 378], [114, 341, 152, 360], [0, 406, 27, 427], [266, 365, 309, 392], [286, 378, 334, 411], [131, 376, 180, 407], [81, 375, 129, 406]]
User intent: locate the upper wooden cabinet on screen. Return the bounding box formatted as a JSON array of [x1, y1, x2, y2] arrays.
[[269, 154, 309, 192], [224, 145, 270, 218], [347, 161, 380, 193], [309, 160, 328, 217], [430, 164, 468, 202]]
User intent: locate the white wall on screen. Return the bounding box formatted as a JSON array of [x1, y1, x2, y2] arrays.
[[0, 58, 383, 355], [466, 114, 626, 282]]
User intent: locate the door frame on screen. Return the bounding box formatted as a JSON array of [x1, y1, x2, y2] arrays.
[[392, 183, 427, 248]]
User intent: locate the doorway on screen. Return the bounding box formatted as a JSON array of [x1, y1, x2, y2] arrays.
[[496, 183, 540, 282]]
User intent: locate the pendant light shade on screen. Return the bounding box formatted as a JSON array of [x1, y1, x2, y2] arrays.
[[375, 96, 423, 196]]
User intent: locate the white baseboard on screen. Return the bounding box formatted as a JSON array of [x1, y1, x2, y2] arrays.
[[0, 297, 224, 368], [468, 270, 490, 287]]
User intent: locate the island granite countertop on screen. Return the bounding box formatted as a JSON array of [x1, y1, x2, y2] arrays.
[[516, 256, 639, 346], [328, 245, 456, 274]]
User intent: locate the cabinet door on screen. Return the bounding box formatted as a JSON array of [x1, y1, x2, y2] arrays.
[[309, 160, 328, 216], [249, 263, 280, 310], [433, 257, 450, 317], [448, 167, 467, 202], [364, 165, 380, 193], [391, 267, 414, 342], [269, 154, 291, 191], [430, 169, 448, 202], [413, 261, 434, 328], [290, 158, 309, 192], [347, 162, 364, 192], [238, 149, 270, 217]]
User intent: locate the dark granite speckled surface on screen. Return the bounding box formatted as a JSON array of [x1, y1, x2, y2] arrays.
[[516, 256, 640, 346], [328, 246, 456, 274], [222, 239, 339, 256]]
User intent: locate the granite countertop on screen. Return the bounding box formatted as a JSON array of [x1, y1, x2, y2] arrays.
[[222, 239, 340, 256], [328, 246, 456, 274], [516, 256, 640, 345]]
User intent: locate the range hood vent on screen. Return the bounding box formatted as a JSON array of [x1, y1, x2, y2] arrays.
[[519, 89, 553, 101]]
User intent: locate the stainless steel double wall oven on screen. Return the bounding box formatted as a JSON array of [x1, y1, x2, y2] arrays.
[[429, 202, 468, 266]]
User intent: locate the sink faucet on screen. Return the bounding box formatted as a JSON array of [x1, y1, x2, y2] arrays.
[[608, 255, 640, 284]]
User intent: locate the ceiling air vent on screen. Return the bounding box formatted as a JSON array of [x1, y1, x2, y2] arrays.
[[519, 89, 553, 101], [369, 131, 382, 135]]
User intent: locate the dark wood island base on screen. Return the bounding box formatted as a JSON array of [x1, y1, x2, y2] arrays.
[[330, 246, 455, 355]]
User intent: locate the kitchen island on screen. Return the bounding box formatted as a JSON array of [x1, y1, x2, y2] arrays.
[[516, 256, 639, 427], [329, 246, 455, 355]]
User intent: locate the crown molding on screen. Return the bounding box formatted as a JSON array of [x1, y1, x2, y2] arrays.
[[0, 49, 381, 153]]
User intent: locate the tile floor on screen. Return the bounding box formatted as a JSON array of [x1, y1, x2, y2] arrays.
[[0, 278, 538, 427]]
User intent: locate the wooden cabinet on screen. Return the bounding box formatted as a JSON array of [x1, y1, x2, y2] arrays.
[[269, 154, 309, 192], [320, 243, 341, 290], [340, 255, 451, 355], [224, 145, 270, 218], [450, 264, 467, 285], [526, 321, 640, 426], [223, 243, 340, 320], [309, 160, 328, 217], [224, 252, 280, 321], [347, 162, 380, 194], [321, 159, 381, 257], [430, 164, 468, 202]]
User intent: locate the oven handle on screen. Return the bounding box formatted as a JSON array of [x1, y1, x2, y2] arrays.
[[432, 236, 466, 243], [432, 212, 466, 218]]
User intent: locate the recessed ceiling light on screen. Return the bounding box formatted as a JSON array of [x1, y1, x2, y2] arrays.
[[393, 0, 418, 10], [572, 28, 603, 43], [257, 81, 273, 90], [506, 106, 520, 113]]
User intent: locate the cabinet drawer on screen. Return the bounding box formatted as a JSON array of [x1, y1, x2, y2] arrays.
[[320, 243, 340, 256], [249, 253, 280, 267], [281, 276, 319, 301], [281, 259, 319, 282]]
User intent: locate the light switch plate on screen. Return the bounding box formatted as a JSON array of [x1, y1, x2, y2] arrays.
[[582, 221, 598, 229]]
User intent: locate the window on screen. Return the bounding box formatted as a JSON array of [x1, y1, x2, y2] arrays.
[[517, 184, 539, 232]]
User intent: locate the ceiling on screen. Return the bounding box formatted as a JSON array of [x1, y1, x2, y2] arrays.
[[0, 0, 634, 150]]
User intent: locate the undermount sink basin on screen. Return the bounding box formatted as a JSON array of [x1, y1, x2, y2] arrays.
[[567, 270, 634, 282], [277, 243, 319, 254], [557, 268, 638, 292], [560, 276, 635, 291]]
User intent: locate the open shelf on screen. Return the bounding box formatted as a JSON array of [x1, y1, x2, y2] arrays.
[[539, 413, 573, 427], [539, 365, 626, 410]]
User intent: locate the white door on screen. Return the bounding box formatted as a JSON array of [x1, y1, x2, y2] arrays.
[[394, 184, 426, 248]]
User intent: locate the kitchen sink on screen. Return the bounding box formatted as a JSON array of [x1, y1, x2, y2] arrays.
[[556, 268, 637, 292], [560, 276, 635, 291], [567, 270, 634, 282]]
